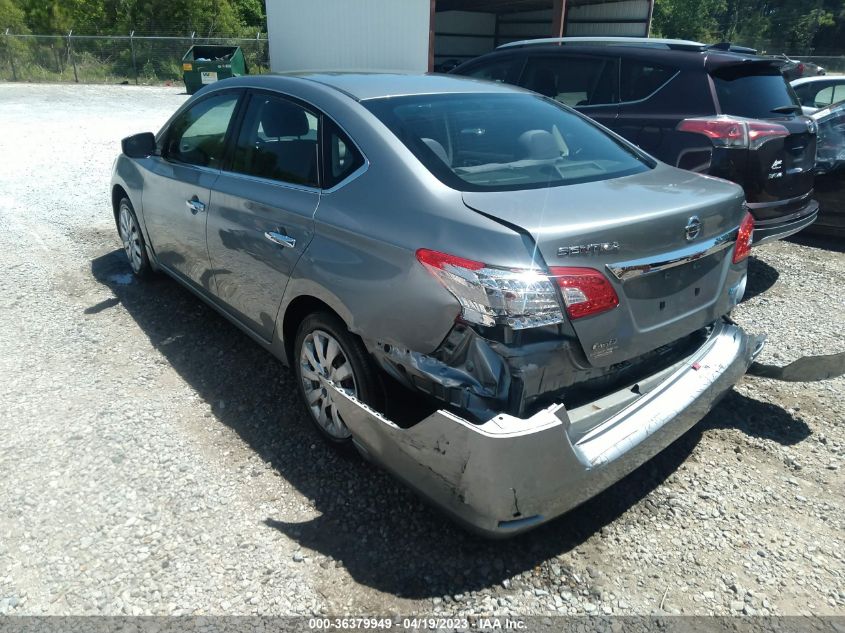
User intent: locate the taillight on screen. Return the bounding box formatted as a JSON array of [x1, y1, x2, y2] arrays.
[[732, 212, 754, 264], [677, 116, 790, 150], [549, 267, 619, 319], [416, 249, 565, 329]]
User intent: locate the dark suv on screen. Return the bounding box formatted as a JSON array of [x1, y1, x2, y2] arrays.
[[453, 37, 820, 244]]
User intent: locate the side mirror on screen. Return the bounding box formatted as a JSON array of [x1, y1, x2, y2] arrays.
[[121, 132, 156, 159]]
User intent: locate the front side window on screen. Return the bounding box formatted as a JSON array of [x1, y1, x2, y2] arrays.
[[520, 56, 618, 107], [365, 93, 650, 192], [620, 60, 676, 102], [231, 94, 320, 187], [165, 93, 239, 168]]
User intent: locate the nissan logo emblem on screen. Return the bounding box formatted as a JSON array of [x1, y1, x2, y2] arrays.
[[685, 216, 702, 242]]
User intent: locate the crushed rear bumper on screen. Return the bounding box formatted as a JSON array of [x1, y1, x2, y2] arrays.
[[329, 320, 763, 537]]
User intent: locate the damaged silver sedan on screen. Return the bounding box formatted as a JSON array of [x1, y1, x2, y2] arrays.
[[112, 73, 838, 537]]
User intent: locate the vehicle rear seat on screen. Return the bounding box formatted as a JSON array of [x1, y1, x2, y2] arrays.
[[253, 99, 318, 185]]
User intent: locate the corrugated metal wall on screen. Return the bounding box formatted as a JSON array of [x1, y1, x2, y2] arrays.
[[434, 8, 553, 67], [565, 0, 651, 37], [434, 10, 496, 67], [497, 9, 554, 44], [266, 0, 431, 72], [434, 3, 651, 67]]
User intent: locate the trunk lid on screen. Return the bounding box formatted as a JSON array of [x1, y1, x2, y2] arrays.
[[709, 61, 816, 211], [462, 164, 747, 367]]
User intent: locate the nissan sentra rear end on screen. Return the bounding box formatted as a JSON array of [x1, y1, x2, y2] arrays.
[[315, 83, 761, 536]]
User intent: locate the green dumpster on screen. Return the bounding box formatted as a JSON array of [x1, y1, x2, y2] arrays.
[[182, 45, 246, 95]]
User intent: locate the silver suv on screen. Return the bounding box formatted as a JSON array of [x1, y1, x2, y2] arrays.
[[112, 73, 760, 536]]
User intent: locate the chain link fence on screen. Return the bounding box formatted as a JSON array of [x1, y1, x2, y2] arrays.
[[2, 30, 844, 83], [0, 32, 269, 84]]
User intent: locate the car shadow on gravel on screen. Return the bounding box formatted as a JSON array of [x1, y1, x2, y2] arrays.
[[742, 255, 779, 303], [787, 232, 845, 253], [89, 248, 811, 601]]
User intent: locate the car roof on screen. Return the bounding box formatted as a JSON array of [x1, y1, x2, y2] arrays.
[[224, 72, 527, 101], [498, 36, 709, 51], [459, 42, 780, 73], [791, 76, 840, 86]]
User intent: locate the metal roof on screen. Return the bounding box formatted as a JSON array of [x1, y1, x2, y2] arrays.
[[436, 0, 636, 11]]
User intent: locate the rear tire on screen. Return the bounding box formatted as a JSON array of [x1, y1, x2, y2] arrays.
[[117, 197, 151, 279], [293, 312, 383, 446]]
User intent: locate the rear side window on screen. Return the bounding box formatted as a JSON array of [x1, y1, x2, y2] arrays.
[[520, 56, 618, 107], [322, 120, 365, 188], [230, 94, 319, 187], [711, 66, 800, 118], [794, 82, 845, 108], [620, 60, 676, 101], [461, 57, 523, 84]]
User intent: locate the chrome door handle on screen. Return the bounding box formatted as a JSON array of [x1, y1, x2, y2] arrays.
[[186, 198, 206, 214], [264, 231, 296, 249]]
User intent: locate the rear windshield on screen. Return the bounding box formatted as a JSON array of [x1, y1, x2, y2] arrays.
[[712, 66, 800, 118], [364, 93, 651, 192]]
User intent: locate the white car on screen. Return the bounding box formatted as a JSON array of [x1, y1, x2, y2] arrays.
[[791, 76, 845, 114]]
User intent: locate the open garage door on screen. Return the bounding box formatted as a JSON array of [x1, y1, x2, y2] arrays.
[[433, 0, 654, 71]]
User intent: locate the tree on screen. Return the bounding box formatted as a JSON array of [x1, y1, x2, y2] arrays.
[[0, 0, 27, 32], [652, 0, 727, 41], [16, 0, 107, 33], [110, 0, 249, 36]]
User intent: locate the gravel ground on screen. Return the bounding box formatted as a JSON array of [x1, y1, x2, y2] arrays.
[[0, 83, 843, 618]]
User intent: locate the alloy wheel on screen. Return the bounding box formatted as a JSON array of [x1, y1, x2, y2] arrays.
[[299, 329, 357, 439], [118, 203, 144, 273]]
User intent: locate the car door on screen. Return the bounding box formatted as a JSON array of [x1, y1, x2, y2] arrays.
[[518, 53, 620, 129], [142, 90, 242, 290], [612, 58, 680, 157], [206, 91, 321, 341]]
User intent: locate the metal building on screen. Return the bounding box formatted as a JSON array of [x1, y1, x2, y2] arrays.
[[265, 0, 654, 73]]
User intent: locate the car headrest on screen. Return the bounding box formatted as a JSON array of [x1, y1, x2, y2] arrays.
[[518, 130, 559, 160], [260, 99, 310, 137], [421, 137, 449, 165]]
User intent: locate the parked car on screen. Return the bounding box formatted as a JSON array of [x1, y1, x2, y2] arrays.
[[778, 54, 826, 81], [808, 102, 845, 238], [112, 73, 762, 537], [791, 75, 845, 114], [453, 37, 821, 244]]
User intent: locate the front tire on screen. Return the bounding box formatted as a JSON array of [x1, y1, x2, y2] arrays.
[[294, 312, 382, 446], [117, 197, 151, 278]]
